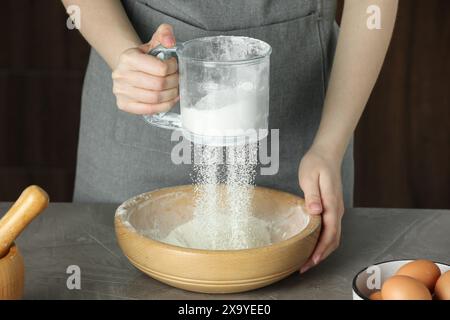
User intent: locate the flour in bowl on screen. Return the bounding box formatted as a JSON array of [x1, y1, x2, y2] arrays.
[[162, 213, 271, 250]]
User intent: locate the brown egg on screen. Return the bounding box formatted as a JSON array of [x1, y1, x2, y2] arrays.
[[369, 291, 383, 300], [396, 260, 441, 292], [381, 275, 432, 300], [434, 271, 450, 300]]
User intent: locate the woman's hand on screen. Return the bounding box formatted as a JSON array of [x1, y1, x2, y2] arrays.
[[112, 24, 179, 115], [298, 146, 345, 273]]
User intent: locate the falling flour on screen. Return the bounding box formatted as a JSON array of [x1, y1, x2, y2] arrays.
[[162, 143, 273, 250]]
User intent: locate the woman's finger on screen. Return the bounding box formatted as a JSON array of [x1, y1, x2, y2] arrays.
[[299, 172, 323, 214], [151, 23, 176, 48], [300, 216, 341, 273], [115, 84, 178, 104], [301, 207, 340, 273], [140, 24, 176, 53], [320, 170, 345, 221], [300, 256, 316, 274], [312, 172, 343, 261], [117, 96, 179, 115], [113, 70, 179, 91], [300, 174, 343, 273], [122, 50, 178, 77], [320, 221, 342, 261]]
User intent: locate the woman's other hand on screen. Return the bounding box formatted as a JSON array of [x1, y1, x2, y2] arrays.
[[298, 146, 345, 273], [112, 24, 179, 115]]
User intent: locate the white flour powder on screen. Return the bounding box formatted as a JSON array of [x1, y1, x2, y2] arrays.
[[162, 213, 271, 250], [181, 83, 268, 137], [162, 143, 272, 250]]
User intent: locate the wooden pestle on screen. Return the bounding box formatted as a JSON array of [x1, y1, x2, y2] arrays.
[[0, 185, 49, 258]]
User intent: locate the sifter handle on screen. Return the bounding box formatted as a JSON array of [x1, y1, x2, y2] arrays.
[[142, 44, 182, 130]]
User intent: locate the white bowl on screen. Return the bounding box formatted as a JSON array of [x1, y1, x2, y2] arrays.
[[352, 259, 450, 300]]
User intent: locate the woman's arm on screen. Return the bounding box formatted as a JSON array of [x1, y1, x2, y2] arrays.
[[61, 0, 179, 114], [315, 0, 398, 159], [61, 0, 141, 68], [300, 0, 398, 273]]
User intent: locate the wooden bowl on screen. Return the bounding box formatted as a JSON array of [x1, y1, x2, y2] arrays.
[[115, 185, 321, 294], [0, 243, 24, 299]]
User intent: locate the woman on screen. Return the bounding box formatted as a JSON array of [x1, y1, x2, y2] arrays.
[[63, 0, 398, 272]]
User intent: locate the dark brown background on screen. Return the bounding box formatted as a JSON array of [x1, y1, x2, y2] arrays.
[[0, 0, 449, 208]]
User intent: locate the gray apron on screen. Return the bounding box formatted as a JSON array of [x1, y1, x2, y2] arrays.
[[74, 0, 354, 207]]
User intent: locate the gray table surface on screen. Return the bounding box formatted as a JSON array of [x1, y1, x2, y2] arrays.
[[1, 202, 449, 300]]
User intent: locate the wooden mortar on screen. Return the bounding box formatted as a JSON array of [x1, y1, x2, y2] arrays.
[[0, 185, 49, 299]]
